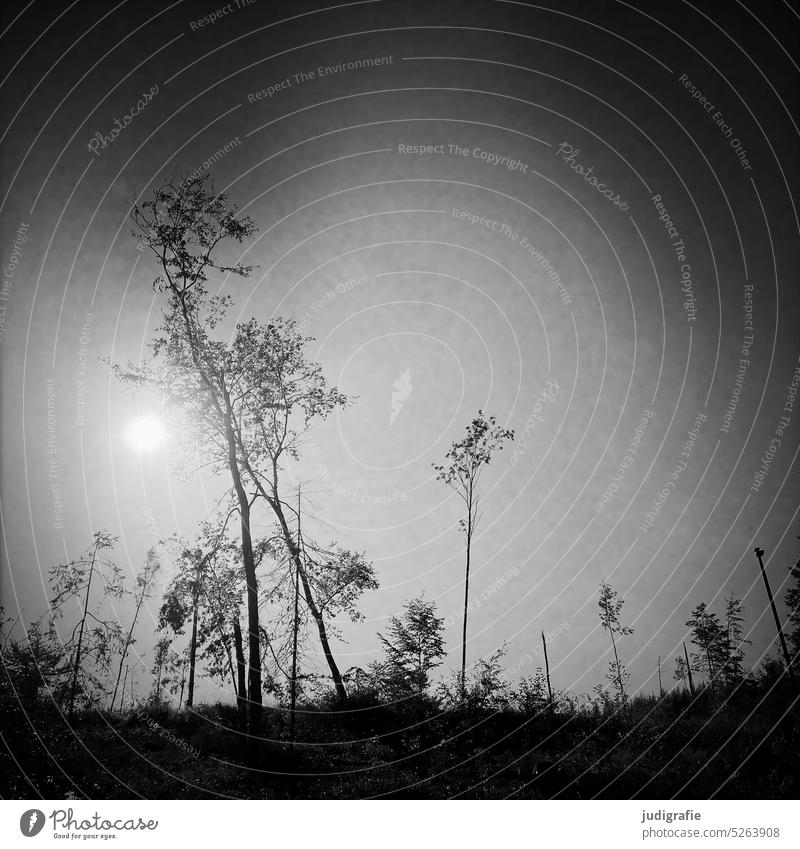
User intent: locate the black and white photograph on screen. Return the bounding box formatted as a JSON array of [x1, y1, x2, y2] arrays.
[[0, 0, 798, 842]]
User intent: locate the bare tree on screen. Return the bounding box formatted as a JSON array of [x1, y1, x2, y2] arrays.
[[433, 411, 513, 694]]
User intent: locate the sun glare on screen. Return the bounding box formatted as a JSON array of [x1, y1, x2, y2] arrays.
[[125, 416, 166, 452]]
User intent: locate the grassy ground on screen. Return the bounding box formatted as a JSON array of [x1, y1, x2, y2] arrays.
[[1, 679, 798, 799]]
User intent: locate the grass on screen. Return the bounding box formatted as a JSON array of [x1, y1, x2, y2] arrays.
[[1, 675, 798, 799]]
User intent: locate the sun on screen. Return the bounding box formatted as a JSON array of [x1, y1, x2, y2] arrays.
[[125, 416, 166, 452]]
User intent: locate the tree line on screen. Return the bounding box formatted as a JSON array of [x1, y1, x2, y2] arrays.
[[2, 176, 798, 738]]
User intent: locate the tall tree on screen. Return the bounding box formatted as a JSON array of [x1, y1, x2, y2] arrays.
[[377, 596, 446, 698], [49, 530, 125, 716], [110, 548, 160, 712], [433, 411, 513, 694], [597, 581, 633, 711], [125, 175, 266, 732], [124, 175, 356, 715]]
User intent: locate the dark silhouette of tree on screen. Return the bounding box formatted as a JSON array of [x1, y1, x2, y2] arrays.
[[673, 654, 689, 688], [49, 530, 126, 716], [150, 636, 172, 703], [438, 646, 510, 710], [226, 323, 355, 702], [598, 581, 633, 711], [720, 593, 749, 686], [686, 602, 725, 694], [511, 669, 551, 714], [433, 411, 513, 694], [0, 614, 68, 706], [122, 175, 354, 712], [376, 596, 446, 698], [123, 175, 267, 732], [158, 511, 258, 718]]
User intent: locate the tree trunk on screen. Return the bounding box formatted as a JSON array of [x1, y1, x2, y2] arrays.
[[609, 627, 626, 709], [119, 666, 128, 713], [273, 502, 347, 701], [290, 488, 301, 747], [232, 618, 248, 732], [68, 540, 99, 717], [110, 592, 143, 713], [186, 591, 199, 708], [461, 520, 472, 698], [224, 409, 263, 736], [295, 553, 347, 702], [173, 287, 263, 734]]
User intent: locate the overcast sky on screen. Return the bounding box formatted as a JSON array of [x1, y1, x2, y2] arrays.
[[1, 0, 798, 702]]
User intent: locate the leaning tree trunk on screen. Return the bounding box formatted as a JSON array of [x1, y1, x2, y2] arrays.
[[110, 591, 144, 713], [68, 539, 99, 717], [273, 505, 347, 701]]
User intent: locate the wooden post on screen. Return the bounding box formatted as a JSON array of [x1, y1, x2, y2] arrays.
[[289, 486, 301, 749], [542, 630, 553, 710], [754, 547, 793, 676], [658, 656, 664, 698], [683, 641, 695, 697]]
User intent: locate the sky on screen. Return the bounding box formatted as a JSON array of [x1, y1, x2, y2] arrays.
[[1, 0, 798, 704]]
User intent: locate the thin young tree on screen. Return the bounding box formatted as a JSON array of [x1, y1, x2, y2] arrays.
[[686, 602, 725, 694], [50, 530, 126, 716], [597, 580, 633, 712], [110, 548, 160, 712], [673, 654, 689, 690], [433, 411, 513, 695], [720, 593, 749, 687], [377, 596, 446, 698], [151, 636, 172, 702]]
